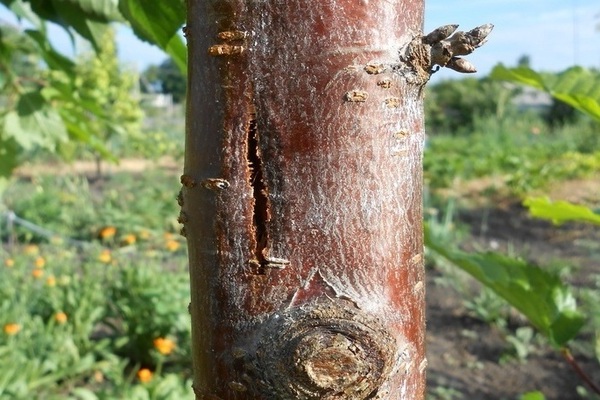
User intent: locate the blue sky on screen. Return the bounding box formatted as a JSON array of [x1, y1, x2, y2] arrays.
[[1, 1, 599, 79], [425, 0, 599, 79]]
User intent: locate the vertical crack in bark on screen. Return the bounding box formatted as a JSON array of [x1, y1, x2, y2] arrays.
[[246, 114, 271, 273]]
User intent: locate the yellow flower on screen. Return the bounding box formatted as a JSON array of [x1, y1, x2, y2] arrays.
[[46, 275, 57, 287], [35, 257, 46, 268], [99, 226, 117, 240], [32, 268, 44, 279], [138, 230, 151, 240], [165, 239, 180, 252], [121, 234, 137, 246], [153, 337, 176, 355], [137, 368, 153, 383], [54, 312, 68, 324], [98, 250, 112, 263], [4, 259, 14, 268], [24, 244, 39, 255], [3, 323, 21, 335]]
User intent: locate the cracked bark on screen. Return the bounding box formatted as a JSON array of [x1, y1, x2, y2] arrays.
[[184, 1, 430, 398]]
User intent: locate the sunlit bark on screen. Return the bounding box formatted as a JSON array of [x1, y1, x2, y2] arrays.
[[183, 1, 428, 398]]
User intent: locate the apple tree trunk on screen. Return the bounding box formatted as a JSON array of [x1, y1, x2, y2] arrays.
[[182, 0, 430, 398]]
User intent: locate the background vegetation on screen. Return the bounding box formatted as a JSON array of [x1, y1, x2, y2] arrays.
[[1, 1, 599, 399]]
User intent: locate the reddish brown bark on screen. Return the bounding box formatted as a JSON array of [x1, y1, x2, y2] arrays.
[[184, 1, 427, 398]]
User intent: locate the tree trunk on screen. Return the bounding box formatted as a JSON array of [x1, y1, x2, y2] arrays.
[[183, 1, 428, 398]]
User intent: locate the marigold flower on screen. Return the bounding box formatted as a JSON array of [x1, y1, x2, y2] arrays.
[[137, 368, 153, 383], [54, 312, 68, 324], [3, 323, 21, 335], [165, 239, 180, 252], [32, 268, 44, 279], [121, 234, 137, 245], [4, 259, 14, 267], [99, 226, 117, 239], [35, 257, 46, 268], [46, 275, 57, 287], [98, 250, 112, 263], [153, 337, 176, 355]]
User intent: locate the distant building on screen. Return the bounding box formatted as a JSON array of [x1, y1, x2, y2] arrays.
[[140, 93, 174, 109]]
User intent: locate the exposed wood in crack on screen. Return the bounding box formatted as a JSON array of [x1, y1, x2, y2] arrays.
[[246, 114, 271, 273]]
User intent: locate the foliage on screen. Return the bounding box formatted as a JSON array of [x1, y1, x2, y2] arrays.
[[490, 65, 600, 123], [425, 224, 585, 348], [0, 0, 186, 189], [424, 77, 518, 135], [0, 170, 191, 399], [524, 197, 600, 226], [141, 58, 186, 103], [60, 27, 143, 167], [1, 171, 180, 242], [519, 392, 546, 400], [424, 116, 600, 194]]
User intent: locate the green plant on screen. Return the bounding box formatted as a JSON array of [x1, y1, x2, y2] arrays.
[[427, 385, 463, 400], [0, 0, 186, 190], [501, 326, 538, 363], [519, 392, 546, 400], [104, 261, 191, 367]]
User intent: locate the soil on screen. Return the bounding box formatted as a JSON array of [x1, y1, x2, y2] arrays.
[[12, 160, 600, 399], [426, 177, 600, 399]]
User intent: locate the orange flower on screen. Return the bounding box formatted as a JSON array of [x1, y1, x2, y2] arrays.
[[98, 250, 112, 263], [54, 312, 68, 324], [3, 323, 21, 335], [165, 239, 180, 252], [137, 368, 153, 383], [99, 226, 117, 240], [153, 337, 176, 355], [121, 234, 137, 246], [4, 259, 14, 268], [46, 275, 57, 287], [32, 268, 44, 279], [35, 257, 46, 268]]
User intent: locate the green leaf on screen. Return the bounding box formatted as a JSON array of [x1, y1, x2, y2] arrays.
[[11, 91, 68, 149], [18, 0, 122, 50], [118, 0, 184, 48], [71, 387, 99, 400], [491, 64, 600, 122], [0, 135, 20, 181], [490, 65, 546, 91], [519, 392, 546, 400], [118, 0, 187, 73], [24, 29, 75, 72], [524, 197, 600, 226], [425, 225, 585, 348], [164, 31, 187, 74]]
